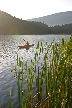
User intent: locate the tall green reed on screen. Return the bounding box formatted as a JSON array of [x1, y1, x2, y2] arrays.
[[9, 36, 72, 108]]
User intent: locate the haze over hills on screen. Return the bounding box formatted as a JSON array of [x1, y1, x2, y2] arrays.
[[0, 10, 49, 35], [28, 11, 72, 27], [0, 10, 72, 35]]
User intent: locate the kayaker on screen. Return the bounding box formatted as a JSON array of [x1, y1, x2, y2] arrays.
[[26, 41, 29, 45], [23, 39, 30, 45]]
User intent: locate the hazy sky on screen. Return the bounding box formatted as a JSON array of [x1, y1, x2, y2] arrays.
[[0, 0, 72, 20]]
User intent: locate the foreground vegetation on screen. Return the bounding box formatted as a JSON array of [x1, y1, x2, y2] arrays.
[[7, 36, 72, 108]]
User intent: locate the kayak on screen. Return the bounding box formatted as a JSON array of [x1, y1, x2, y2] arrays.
[[18, 44, 34, 50]]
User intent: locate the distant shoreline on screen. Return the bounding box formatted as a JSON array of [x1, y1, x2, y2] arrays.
[[0, 34, 71, 35], [0, 11, 72, 35]]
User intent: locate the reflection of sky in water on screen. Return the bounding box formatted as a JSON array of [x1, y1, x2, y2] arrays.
[[0, 35, 70, 108]]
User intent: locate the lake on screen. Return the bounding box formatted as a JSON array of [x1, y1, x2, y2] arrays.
[[0, 35, 70, 108]]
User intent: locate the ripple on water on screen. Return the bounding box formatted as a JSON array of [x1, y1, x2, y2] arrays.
[[0, 66, 17, 108]]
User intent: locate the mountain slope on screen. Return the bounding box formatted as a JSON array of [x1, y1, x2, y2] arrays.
[[0, 10, 49, 35], [0, 10, 72, 35], [28, 11, 72, 27]]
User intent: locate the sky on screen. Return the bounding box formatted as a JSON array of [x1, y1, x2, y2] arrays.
[[0, 0, 72, 20]]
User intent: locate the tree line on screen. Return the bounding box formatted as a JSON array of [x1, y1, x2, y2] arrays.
[[0, 10, 72, 35]]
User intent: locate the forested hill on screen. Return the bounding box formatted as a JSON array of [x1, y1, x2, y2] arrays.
[[0, 10, 72, 35], [0, 10, 49, 35], [28, 11, 72, 27]]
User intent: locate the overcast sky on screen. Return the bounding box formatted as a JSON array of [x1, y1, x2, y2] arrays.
[[0, 0, 72, 20]]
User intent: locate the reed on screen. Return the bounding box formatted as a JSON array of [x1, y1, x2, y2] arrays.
[[9, 36, 72, 108]]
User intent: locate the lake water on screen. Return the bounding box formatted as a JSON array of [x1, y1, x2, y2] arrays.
[[0, 35, 70, 108]]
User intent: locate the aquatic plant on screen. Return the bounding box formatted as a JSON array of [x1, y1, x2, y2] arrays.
[[9, 36, 72, 108]]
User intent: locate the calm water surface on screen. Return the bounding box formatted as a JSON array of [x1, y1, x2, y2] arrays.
[[0, 35, 70, 108]]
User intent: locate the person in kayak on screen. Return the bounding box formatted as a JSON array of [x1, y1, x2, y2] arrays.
[[26, 41, 29, 46], [23, 39, 30, 46]]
